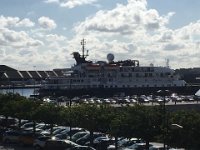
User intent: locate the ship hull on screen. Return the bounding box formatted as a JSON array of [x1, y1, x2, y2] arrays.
[[39, 85, 200, 98]]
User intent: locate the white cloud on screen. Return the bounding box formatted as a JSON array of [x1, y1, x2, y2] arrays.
[[16, 18, 35, 27], [0, 15, 35, 28], [0, 16, 19, 28], [0, 28, 43, 48], [163, 43, 185, 51], [0, 0, 199, 70], [71, 0, 200, 69], [74, 0, 173, 35], [175, 20, 200, 41], [45, 0, 58, 3], [38, 16, 57, 30], [46, 34, 66, 41], [44, 0, 97, 8]]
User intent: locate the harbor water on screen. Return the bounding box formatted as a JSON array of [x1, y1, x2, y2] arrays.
[[0, 88, 39, 98]]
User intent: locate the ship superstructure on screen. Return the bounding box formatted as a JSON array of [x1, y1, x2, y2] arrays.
[[39, 39, 197, 97]]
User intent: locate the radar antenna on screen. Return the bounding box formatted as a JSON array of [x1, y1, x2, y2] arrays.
[[81, 39, 88, 59], [166, 58, 170, 68]]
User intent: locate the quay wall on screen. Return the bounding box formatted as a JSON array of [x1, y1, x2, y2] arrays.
[[166, 103, 200, 112]]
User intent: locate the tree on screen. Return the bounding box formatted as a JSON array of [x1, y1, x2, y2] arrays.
[[33, 103, 63, 135], [0, 93, 28, 128], [125, 105, 162, 150], [169, 110, 200, 149]]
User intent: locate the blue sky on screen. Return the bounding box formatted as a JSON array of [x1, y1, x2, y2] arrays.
[[0, 0, 199, 70]]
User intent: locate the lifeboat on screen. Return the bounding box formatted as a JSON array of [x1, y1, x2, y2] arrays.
[[104, 64, 119, 70], [86, 64, 101, 70]]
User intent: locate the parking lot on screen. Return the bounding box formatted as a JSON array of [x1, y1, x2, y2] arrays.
[[0, 143, 33, 150]]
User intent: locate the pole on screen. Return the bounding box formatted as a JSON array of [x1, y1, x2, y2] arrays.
[[157, 90, 169, 150], [33, 66, 36, 100], [69, 79, 72, 141], [163, 94, 166, 150], [69, 97, 72, 141]]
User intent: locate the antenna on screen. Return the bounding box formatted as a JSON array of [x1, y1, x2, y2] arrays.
[[166, 58, 170, 68], [81, 39, 88, 59], [86, 50, 89, 57]]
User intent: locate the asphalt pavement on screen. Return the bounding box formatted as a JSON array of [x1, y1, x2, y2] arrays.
[[0, 143, 33, 150]]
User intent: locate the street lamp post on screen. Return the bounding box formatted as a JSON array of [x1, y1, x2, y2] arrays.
[[69, 97, 72, 141], [169, 123, 183, 147], [69, 79, 72, 141], [157, 89, 170, 150], [33, 66, 36, 100]]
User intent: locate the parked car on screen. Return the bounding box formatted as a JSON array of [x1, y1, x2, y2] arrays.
[[40, 126, 68, 136], [44, 139, 79, 150], [71, 131, 89, 142], [127, 142, 153, 150], [76, 132, 105, 145], [0, 117, 17, 128], [2, 130, 21, 144], [69, 145, 96, 150], [60, 127, 86, 138], [33, 136, 52, 150], [21, 122, 37, 129], [149, 142, 168, 150], [18, 132, 44, 146]]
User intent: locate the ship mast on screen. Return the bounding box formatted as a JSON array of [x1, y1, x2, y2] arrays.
[[81, 39, 88, 59]]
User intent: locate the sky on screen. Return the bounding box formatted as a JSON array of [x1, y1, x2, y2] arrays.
[[0, 0, 200, 70]]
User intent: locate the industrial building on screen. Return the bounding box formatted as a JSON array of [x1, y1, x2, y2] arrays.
[[0, 65, 64, 87]]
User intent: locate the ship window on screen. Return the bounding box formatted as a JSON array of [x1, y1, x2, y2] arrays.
[[110, 85, 113, 88], [121, 73, 124, 77], [115, 85, 117, 88], [129, 73, 132, 77], [154, 84, 157, 87], [122, 85, 125, 88], [89, 75, 94, 77], [134, 85, 137, 87], [132, 68, 135, 72], [174, 84, 176, 86], [147, 85, 149, 87]]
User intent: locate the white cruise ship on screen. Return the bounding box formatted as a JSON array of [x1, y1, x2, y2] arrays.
[[39, 39, 198, 98]]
